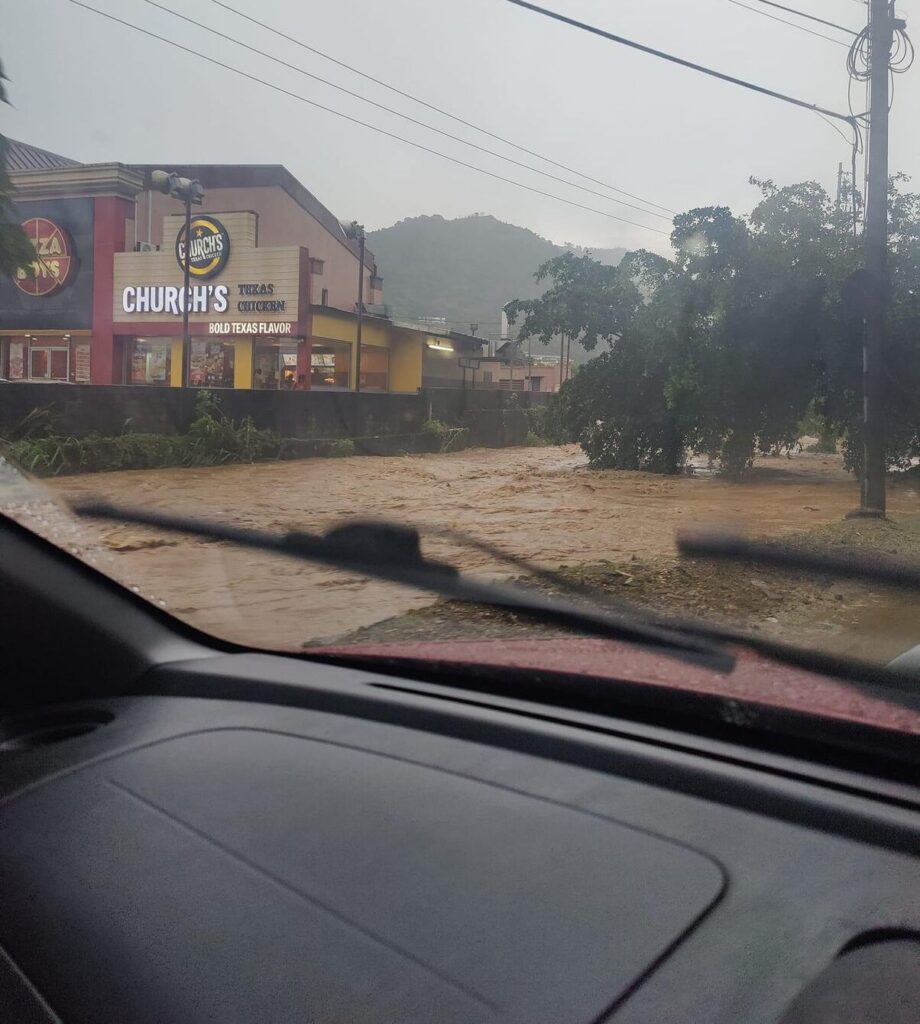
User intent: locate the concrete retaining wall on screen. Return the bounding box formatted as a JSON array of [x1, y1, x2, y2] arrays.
[[0, 383, 547, 448]]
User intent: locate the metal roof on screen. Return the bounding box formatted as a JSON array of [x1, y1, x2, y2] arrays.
[[5, 138, 81, 172]]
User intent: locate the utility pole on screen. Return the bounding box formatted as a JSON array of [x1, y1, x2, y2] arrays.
[[340, 220, 366, 391], [151, 171, 204, 388], [182, 197, 192, 386], [861, 0, 898, 516], [356, 230, 365, 392], [835, 161, 844, 209]]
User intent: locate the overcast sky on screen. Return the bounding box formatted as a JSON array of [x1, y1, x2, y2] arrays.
[[4, 0, 918, 253]]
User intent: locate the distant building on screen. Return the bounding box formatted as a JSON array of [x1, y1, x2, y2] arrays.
[[0, 141, 484, 393], [475, 342, 564, 392]]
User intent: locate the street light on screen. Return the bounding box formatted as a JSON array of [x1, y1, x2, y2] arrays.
[[151, 171, 204, 388], [340, 219, 366, 392]]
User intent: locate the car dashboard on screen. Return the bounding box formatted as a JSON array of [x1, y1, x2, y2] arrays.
[[1, 516, 919, 1023]]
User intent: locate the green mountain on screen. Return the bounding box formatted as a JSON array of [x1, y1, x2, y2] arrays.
[[367, 213, 626, 337]]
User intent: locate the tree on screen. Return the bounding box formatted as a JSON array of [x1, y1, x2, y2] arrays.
[[507, 248, 692, 472], [509, 175, 920, 478], [821, 175, 920, 473], [0, 61, 35, 278], [505, 251, 640, 351]]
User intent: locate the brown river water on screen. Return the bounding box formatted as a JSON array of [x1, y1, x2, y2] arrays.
[[5, 444, 920, 657]]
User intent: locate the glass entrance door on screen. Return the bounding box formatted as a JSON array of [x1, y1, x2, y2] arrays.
[[29, 346, 70, 380]]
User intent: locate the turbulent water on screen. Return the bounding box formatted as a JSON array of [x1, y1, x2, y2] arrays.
[[4, 445, 920, 656]]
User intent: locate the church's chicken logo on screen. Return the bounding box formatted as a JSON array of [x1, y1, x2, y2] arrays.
[[175, 216, 230, 280]]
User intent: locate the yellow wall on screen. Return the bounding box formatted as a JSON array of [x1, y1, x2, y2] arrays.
[[312, 312, 389, 347], [170, 340, 183, 387], [389, 332, 423, 393], [233, 338, 253, 389], [311, 313, 427, 392]]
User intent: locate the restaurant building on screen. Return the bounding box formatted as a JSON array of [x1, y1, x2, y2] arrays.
[[1, 141, 484, 392]]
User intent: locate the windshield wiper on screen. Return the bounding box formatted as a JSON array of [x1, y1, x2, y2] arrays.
[[72, 501, 734, 673], [679, 530, 920, 591]]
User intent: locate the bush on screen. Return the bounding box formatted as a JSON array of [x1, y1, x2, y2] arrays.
[[7, 405, 57, 441], [797, 400, 839, 454], [326, 438, 356, 458], [525, 403, 573, 446], [2, 393, 495, 477], [192, 396, 286, 464], [422, 418, 469, 453], [2, 393, 279, 476], [6, 432, 188, 475]]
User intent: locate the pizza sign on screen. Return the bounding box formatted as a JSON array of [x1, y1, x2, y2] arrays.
[[14, 217, 75, 296]]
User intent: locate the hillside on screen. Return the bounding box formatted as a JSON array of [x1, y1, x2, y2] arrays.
[[367, 214, 626, 334]]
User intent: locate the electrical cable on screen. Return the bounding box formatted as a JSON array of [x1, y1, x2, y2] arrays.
[[846, 20, 913, 82], [845, 11, 914, 232], [503, 0, 857, 127], [66, 1, 670, 236], [210, 0, 675, 217], [725, 0, 852, 46], [734, 0, 858, 34], [817, 111, 855, 145], [137, 0, 669, 222]]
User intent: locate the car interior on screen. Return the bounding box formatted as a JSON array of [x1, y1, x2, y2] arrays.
[[1, 509, 919, 1023]]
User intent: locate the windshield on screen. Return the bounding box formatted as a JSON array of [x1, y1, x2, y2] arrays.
[[2, 0, 920, 695]]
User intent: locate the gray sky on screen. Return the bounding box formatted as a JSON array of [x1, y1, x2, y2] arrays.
[[4, 0, 918, 254]]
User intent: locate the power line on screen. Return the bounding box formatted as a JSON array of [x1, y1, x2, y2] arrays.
[[67, 1, 670, 236], [503, 0, 857, 128], [736, 0, 858, 35], [210, 0, 675, 217], [138, 0, 669, 222], [725, 0, 852, 46], [817, 111, 855, 145]]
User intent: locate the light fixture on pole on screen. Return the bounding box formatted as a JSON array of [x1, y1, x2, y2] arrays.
[[340, 219, 366, 392], [151, 171, 204, 388]]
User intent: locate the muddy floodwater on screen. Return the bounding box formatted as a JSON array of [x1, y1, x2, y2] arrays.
[[8, 444, 920, 656]]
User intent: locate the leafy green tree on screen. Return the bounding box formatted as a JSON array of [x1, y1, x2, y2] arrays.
[[505, 251, 640, 351], [822, 175, 920, 473], [0, 61, 35, 278], [510, 174, 920, 478]]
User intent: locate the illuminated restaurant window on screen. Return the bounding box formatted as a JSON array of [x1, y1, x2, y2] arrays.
[[311, 342, 350, 389], [254, 342, 298, 389], [128, 338, 171, 386], [190, 340, 235, 389], [360, 346, 389, 391]]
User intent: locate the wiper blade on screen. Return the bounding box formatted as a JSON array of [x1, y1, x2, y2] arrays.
[[679, 530, 920, 591], [72, 500, 734, 673]]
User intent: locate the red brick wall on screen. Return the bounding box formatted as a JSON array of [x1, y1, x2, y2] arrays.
[[91, 195, 135, 384]]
